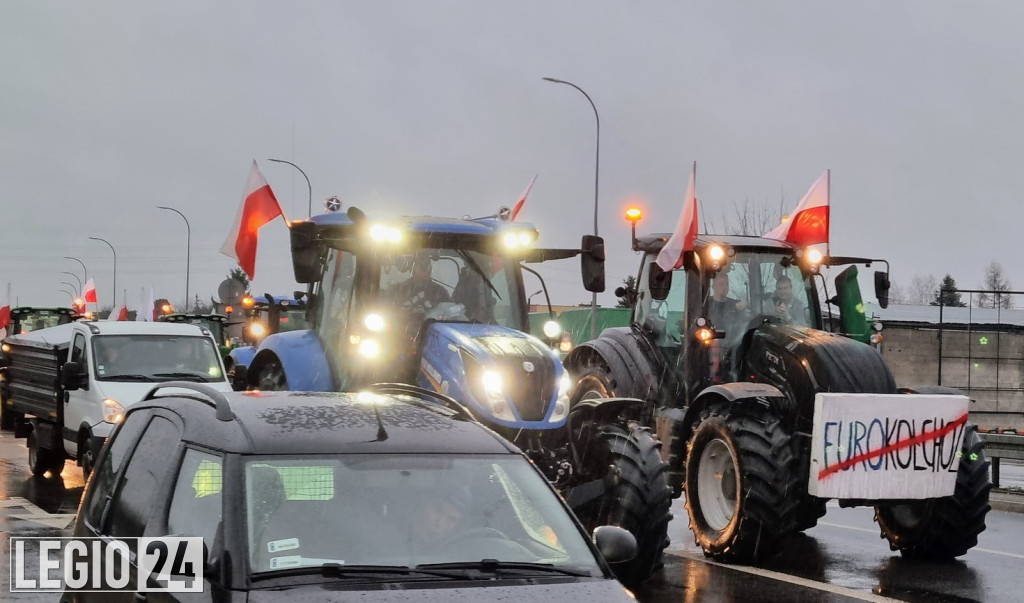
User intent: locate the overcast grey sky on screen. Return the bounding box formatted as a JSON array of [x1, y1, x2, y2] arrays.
[[3, 1, 1023, 310]]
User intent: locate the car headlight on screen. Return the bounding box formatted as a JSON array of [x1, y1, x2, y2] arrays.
[[549, 374, 572, 423], [358, 339, 381, 358], [481, 370, 516, 421], [103, 398, 125, 423]]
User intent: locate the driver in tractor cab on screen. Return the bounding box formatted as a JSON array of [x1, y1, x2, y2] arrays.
[[389, 250, 451, 318], [769, 275, 808, 326]]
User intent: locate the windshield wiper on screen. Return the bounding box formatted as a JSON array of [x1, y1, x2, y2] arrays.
[[152, 372, 210, 382], [417, 560, 592, 577], [100, 374, 156, 382], [457, 250, 502, 300], [251, 563, 466, 581]]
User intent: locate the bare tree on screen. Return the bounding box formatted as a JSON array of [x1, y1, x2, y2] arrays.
[[704, 197, 785, 235], [906, 274, 938, 305], [977, 260, 1013, 309], [888, 281, 908, 305]]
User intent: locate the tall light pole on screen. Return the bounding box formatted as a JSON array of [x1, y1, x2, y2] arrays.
[[64, 256, 87, 284], [268, 158, 312, 217], [59, 288, 76, 303], [158, 206, 191, 312], [61, 271, 82, 292], [543, 76, 601, 339], [60, 281, 78, 296], [88, 237, 117, 307]]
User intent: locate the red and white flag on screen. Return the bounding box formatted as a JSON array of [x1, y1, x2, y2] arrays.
[[656, 162, 699, 272], [108, 305, 128, 321], [765, 170, 830, 247], [220, 160, 286, 279], [0, 284, 10, 331], [509, 175, 538, 221], [82, 278, 98, 304]]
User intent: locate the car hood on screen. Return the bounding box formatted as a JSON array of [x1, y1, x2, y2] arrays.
[[93, 379, 233, 407], [246, 578, 634, 601]]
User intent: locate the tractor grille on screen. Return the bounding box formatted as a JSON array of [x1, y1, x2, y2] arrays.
[[474, 336, 557, 422]]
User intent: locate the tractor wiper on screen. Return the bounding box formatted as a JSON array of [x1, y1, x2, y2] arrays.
[[417, 560, 592, 577], [457, 250, 502, 300]]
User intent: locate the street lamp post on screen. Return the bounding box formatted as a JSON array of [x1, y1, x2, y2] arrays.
[[88, 237, 117, 307], [61, 272, 82, 292], [63, 256, 88, 284], [59, 288, 76, 303], [60, 281, 78, 296], [268, 158, 312, 217], [158, 206, 191, 312], [543, 76, 601, 340]]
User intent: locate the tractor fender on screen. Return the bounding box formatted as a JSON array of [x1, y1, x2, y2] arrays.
[[678, 382, 787, 445], [564, 327, 661, 400], [567, 395, 648, 428], [228, 345, 257, 371], [247, 330, 334, 391]]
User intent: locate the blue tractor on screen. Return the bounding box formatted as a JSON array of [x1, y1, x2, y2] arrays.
[[245, 205, 672, 586], [226, 294, 308, 389]]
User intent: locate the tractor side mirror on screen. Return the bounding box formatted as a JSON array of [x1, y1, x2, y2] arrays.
[[874, 270, 890, 309], [290, 221, 324, 284], [648, 262, 672, 301], [580, 235, 606, 293]]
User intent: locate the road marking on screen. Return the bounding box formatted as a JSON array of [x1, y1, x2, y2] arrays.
[[0, 497, 76, 529], [819, 521, 1024, 560], [667, 549, 900, 602]]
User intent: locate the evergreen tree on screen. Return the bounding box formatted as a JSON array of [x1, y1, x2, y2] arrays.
[[931, 274, 966, 307], [615, 276, 638, 308]]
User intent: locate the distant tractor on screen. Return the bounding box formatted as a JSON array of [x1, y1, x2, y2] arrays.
[[226, 294, 307, 389], [4, 306, 78, 337], [564, 208, 992, 564], [245, 206, 672, 587], [158, 312, 232, 358]]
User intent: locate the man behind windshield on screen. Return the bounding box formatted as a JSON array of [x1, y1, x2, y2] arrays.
[[388, 251, 451, 316]]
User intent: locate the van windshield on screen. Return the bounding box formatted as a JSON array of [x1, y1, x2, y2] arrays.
[[92, 335, 224, 382]]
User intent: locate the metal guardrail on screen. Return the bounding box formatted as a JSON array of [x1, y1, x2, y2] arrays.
[[979, 432, 1024, 488]]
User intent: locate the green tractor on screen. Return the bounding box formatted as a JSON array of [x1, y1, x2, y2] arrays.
[[158, 313, 233, 359]]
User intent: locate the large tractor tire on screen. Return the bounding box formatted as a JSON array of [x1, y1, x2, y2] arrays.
[[683, 401, 800, 563], [253, 358, 289, 391], [573, 423, 672, 588], [874, 423, 991, 559], [570, 362, 616, 403]]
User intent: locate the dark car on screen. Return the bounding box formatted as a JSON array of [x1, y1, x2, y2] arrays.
[[64, 383, 638, 601]]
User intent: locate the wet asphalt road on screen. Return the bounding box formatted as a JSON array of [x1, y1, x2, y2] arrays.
[[1, 429, 1023, 602]]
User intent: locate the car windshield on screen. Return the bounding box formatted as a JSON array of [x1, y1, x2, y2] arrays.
[[92, 335, 224, 382], [244, 454, 601, 577]]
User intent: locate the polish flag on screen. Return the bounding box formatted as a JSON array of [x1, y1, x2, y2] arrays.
[[656, 162, 699, 272], [108, 305, 128, 321], [765, 170, 830, 247], [509, 175, 538, 221], [82, 279, 98, 304], [220, 160, 286, 279], [0, 285, 10, 331]]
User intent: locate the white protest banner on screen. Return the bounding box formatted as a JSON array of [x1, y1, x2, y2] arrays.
[[808, 393, 969, 499]]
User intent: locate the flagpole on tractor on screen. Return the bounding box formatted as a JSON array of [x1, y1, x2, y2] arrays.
[[542, 77, 601, 340], [158, 206, 192, 313], [88, 237, 117, 309]]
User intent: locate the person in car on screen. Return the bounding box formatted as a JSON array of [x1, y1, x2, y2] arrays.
[[409, 484, 472, 550]]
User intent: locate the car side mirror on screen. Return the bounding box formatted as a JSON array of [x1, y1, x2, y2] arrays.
[[580, 235, 606, 293], [648, 262, 673, 301], [61, 361, 82, 391], [874, 270, 890, 309], [592, 525, 637, 565]]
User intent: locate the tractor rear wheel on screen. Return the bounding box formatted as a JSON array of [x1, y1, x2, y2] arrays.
[[570, 364, 616, 403], [573, 423, 671, 588], [255, 359, 288, 391], [683, 401, 799, 563], [874, 424, 991, 559]]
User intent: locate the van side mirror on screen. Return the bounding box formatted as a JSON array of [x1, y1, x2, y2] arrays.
[[874, 270, 890, 309], [61, 361, 83, 391], [290, 220, 324, 284], [580, 235, 606, 293], [648, 262, 672, 301]]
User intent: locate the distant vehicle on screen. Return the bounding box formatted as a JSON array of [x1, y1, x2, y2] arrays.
[[65, 383, 638, 602], [3, 306, 78, 337], [225, 294, 307, 389], [0, 321, 232, 479], [158, 313, 233, 358]]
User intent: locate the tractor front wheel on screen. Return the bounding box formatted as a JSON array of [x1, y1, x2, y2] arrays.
[[683, 401, 800, 563]]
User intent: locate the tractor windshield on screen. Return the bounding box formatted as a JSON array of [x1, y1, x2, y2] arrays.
[[719, 250, 819, 330]]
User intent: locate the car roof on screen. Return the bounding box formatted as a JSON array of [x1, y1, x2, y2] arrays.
[[134, 389, 519, 456]]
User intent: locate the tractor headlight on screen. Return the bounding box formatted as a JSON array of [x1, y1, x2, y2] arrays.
[[369, 223, 402, 243], [249, 322, 266, 337], [103, 398, 125, 423], [481, 370, 515, 421], [549, 373, 572, 423], [542, 320, 562, 340], [358, 339, 381, 358], [363, 313, 386, 332]]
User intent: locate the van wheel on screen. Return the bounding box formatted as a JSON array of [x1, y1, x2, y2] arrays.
[[79, 435, 96, 480], [28, 431, 66, 478]]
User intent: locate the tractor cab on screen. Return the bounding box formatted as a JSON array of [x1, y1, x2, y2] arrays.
[[6, 307, 79, 337], [158, 313, 232, 357], [238, 294, 308, 345]]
